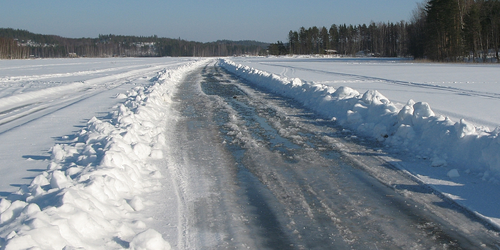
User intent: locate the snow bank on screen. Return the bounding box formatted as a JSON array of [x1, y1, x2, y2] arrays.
[[0, 60, 205, 249], [220, 59, 500, 180]]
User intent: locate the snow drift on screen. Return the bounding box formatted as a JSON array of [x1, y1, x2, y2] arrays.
[[0, 60, 204, 250], [219, 59, 500, 180]]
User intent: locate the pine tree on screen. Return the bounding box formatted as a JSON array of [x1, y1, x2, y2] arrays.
[[464, 2, 482, 61], [288, 31, 298, 54], [329, 24, 339, 52], [425, 0, 463, 61], [320, 26, 330, 53], [407, 2, 427, 59]]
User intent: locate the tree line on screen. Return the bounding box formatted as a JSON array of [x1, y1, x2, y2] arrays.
[[424, 0, 500, 61], [269, 0, 500, 62], [0, 28, 269, 59], [281, 22, 410, 57]]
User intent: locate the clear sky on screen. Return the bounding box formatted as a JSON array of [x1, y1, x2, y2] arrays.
[[1, 0, 422, 43]]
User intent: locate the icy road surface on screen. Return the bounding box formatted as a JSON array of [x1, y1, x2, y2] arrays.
[[148, 61, 500, 249]]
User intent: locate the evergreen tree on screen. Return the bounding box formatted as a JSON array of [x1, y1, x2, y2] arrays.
[[268, 41, 287, 55], [407, 2, 427, 59], [464, 2, 482, 61], [425, 0, 463, 61], [288, 31, 298, 54], [320, 26, 330, 53], [329, 24, 339, 52]]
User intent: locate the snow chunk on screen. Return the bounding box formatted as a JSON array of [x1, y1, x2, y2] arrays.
[[22, 203, 41, 215], [361, 90, 390, 105], [134, 143, 152, 159], [0, 200, 27, 224], [413, 102, 435, 118], [150, 149, 164, 159], [130, 229, 171, 250], [128, 196, 145, 211], [447, 169, 460, 178], [431, 157, 448, 167], [455, 119, 476, 138], [50, 170, 71, 189], [0, 198, 11, 213], [116, 93, 128, 99], [291, 78, 304, 87], [51, 144, 66, 163], [3, 234, 40, 250], [332, 86, 359, 99], [397, 99, 415, 123], [31, 174, 50, 187]]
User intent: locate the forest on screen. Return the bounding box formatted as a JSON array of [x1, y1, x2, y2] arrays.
[[2, 0, 500, 62], [0, 28, 268, 59], [270, 0, 500, 62]]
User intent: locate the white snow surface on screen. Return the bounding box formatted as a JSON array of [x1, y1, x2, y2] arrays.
[[0, 58, 206, 249], [2, 56, 500, 249], [220, 57, 500, 227]]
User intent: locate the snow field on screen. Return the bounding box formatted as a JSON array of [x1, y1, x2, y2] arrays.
[[0, 59, 206, 250], [220, 59, 500, 182]]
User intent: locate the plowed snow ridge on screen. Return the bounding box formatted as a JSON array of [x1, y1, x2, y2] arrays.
[[0, 59, 206, 250]]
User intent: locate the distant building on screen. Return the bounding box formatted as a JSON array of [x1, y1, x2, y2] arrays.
[[325, 49, 337, 54]]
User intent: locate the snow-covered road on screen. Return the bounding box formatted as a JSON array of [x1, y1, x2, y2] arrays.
[[1, 57, 500, 249]]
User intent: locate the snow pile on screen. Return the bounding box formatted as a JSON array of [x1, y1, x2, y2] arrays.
[[0, 60, 204, 250], [220, 59, 500, 180]]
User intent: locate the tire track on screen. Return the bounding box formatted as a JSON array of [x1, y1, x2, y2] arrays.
[[260, 62, 500, 100]]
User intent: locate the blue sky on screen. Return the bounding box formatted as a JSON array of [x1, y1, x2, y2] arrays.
[[2, 0, 422, 43]]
